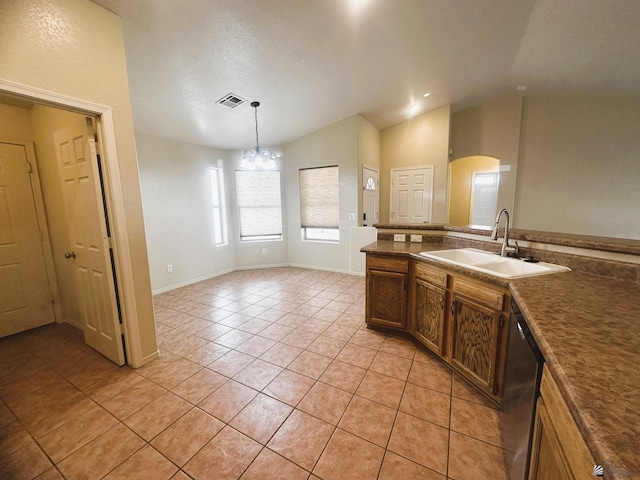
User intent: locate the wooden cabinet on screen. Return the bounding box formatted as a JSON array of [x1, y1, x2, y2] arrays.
[[529, 367, 595, 480], [411, 262, 448, 356], [366, 255, 408, 330], [529, 398, 572, 480], [365, 253, 510, 402], [450, 276, 507, 397]]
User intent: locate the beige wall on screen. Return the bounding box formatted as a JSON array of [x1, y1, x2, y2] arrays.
[[136, 133, 240, 292], [448, 155, 500, 226], [0, 0, 157, 364], [380, 105, 451, 223], [515, 96, 640, 239], [0, 103, 33, 139], [285, 115, 359, 272], [450, 94, 522, 219]]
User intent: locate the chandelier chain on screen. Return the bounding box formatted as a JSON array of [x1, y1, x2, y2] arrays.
[[254, 105, 260, 149]]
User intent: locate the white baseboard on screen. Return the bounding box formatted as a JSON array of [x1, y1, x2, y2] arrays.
[[287, 263, 352, 275], [151, 268, 236, 295], [234, 262, 289, 271], [153, 263, 362, 295]]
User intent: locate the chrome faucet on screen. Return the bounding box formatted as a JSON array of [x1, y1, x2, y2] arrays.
[[491, 208, 519, 257]]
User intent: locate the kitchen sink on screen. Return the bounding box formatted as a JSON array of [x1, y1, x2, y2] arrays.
[[419, 248, 570, 279]]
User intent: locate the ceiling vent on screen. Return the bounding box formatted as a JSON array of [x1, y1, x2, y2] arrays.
[[216, 93, 246, 109]]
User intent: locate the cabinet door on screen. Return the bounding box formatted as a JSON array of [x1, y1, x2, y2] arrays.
[[414, 278, 446, 355], [367, 269, 407, 329], [450, 295, 502, 394], [528, 398, 572, 480]]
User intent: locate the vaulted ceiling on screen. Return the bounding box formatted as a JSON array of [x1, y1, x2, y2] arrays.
[[91, 0, 640, 150]]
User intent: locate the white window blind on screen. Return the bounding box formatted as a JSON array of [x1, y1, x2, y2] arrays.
[[300, 166, 339, 229], [235, 170, 283, 241]]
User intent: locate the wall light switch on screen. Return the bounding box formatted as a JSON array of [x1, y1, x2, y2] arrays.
[[410, 234, 422, 243], [393, 234, 406, 242], [348, 213, 356, 221], [167, 264, 173, 273]]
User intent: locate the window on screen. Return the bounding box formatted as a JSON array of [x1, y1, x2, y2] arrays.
[[210, 167, 228, 246], [470, 171, 499, 227], [300, 166, 339, 242], [235, 170, 283, 242]]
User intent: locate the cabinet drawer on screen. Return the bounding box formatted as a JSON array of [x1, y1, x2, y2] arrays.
[[453, 277, 504, 310], [415, 261, 448, 288], [367, 255, 409, 273]]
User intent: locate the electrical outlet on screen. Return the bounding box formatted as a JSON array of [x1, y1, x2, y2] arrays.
[[167, 264, 173, 273], [410, 234, 422, 243], [261, 248, 267, 255], [393, 234, 406, 242]]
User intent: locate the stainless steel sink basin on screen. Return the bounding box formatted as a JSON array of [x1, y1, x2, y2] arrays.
[[419, 248, 570, 279]]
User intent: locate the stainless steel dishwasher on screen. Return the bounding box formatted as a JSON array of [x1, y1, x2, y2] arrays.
[[500, 299, 545, 479]]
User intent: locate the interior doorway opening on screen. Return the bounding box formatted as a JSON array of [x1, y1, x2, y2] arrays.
[[0, 84, 134, 366], [448, 155, 500, 228]]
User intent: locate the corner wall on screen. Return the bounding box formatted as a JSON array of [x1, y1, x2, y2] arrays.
[[136, 133, 238, 292], [450, 93, 523, 218], [379, 105, 451, 224], [284, 115, 359, 272]]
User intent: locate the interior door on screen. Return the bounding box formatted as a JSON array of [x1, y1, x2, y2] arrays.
[[362, 166, 379, 226], [54, 118, 125, 365], [390, 166, 433, 224], [0, 142, 55, 337]]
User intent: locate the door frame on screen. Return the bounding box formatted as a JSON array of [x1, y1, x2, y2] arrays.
[[0, 79, 145, 367], [0, 138, 62, 324]]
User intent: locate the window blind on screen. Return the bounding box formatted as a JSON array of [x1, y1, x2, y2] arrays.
[[300, 166, 339, 228], [235, 170, 283, 240]]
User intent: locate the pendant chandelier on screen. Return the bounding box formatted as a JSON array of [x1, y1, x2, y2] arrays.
[[241, 101, 277, 170]]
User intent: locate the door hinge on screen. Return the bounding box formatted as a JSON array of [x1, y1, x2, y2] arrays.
[[499, 316, 505, 328], [118, 323, 124, 334], [26, 160, 33, 173], [106, 236, 112, 249], [493, 383, 499, 394]]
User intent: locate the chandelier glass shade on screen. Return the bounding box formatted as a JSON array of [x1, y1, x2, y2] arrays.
[[241, 101, 277, 170]]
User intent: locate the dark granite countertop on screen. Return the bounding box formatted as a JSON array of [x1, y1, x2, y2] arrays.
[[362, 241, 640, 479]]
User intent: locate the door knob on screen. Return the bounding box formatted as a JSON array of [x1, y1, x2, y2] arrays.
[[64, 252, 76, 259]]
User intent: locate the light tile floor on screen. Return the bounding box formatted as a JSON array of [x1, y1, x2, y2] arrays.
[[0, 267, 515, 479]]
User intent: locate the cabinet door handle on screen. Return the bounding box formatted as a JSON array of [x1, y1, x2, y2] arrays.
[[439, 296, 444, 309], [450, 300, 456, 316]]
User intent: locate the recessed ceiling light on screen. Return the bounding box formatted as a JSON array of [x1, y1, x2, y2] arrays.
[[423, 92, 431, 97], [516, 85, 527, 92]]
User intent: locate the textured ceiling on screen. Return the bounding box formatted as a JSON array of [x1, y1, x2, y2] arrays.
[[90, 0, 640, 150]]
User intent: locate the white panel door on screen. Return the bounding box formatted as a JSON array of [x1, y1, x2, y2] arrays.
[[362, 166, 379, 226], [54, 119, 125, 365], [390, 166, 434, 224], [0, 143, 54, 337]]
